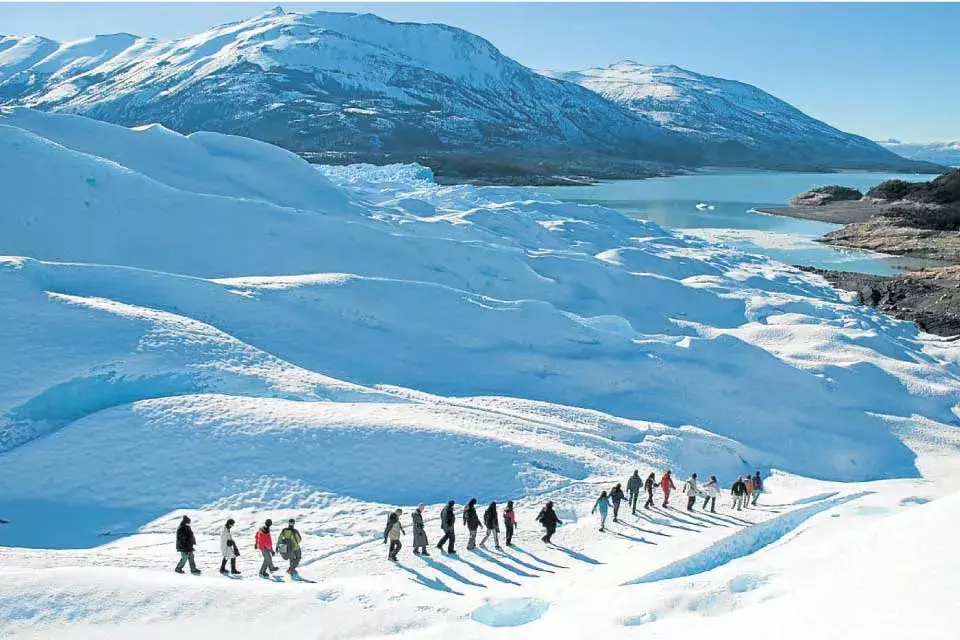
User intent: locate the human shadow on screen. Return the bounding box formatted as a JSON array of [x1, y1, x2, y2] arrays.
[[680, 509, 729, 527], [422, 557, 487, 589], [702, 511, 750, 527], [634, 510, 700, 533], [499, 550, 555, 574], [613, 530, 656, 545], [617, 520, 671, 538], [511, 546, 569, 569], [473, 549, 539, 578], [455, 555, 522, 586], [549, 544, 604, 565], [654, 508, 709, 529], [398, 564, 464, 596]]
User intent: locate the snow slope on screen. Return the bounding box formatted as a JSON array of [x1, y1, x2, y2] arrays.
[[543, 62, 926, 171], [1, 109, 959, 638]]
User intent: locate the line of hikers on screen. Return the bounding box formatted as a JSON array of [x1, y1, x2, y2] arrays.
[[175, 515, 303, 578], [384, 498, 562, 561], [592, 470, 764, 531]]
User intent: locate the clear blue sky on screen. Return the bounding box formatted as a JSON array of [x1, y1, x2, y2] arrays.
[[2, 2, 958, 142]]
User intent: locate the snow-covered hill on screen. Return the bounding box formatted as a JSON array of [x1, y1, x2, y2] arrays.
[[0, 9, 937, 178], [0, 9, 681, 170], [543, 62, 929, 171], [1, 108, 959, 638], [879, 139, 960, 167]]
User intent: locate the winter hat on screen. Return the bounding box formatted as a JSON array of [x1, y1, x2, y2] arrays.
[[288, 519, 295, 526], [181, 515, 191, 524], [226, 518, 235, 528], [447, 500, 455, 507], [265, 519, 273, 527]]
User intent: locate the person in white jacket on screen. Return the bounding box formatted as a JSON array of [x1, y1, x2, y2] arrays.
[[702, 476, 720, 513], [683, 473, 699, 512], [220, 518, 241, 575]]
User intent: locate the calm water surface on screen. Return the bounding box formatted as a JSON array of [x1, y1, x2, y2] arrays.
[[540, 172, 943, 275]]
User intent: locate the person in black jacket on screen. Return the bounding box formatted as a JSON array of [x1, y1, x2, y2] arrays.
[[731, 477, 747, 510], [536, 501, 561, 544], [174, 515, 201, 575], [627, 470, 642, 514], [643, 473, 657, 510], [609, 483, 626, 523], [479, 501, 502, 550], [752, 471, 763, 506], [464, 498, 482, 550], [436, 500, 457, 554]]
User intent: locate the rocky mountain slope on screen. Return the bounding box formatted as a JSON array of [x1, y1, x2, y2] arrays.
[[543, 62, 937, 172], [1, 9, 941, 181]]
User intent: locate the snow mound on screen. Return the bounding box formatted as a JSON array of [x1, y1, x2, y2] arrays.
[[471, 598, 550, 627]]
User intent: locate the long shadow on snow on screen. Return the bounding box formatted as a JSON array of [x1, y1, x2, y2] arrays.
[[612, 530, 655, 545], [455, 554, 522, 586], [473, 549, 539, 578], [422, 557, 487, 589], [634, 510, 700, 533], [624, 492, 871, 585], [680, 509, 731, 527], [510, 546, 569, 569], [499, 550, 556, 574], [398, 564, 464, 596], [548, 545, 603, 565], [617, 520, 670, 537]]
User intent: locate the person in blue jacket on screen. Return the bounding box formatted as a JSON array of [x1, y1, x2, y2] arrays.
[[592, 490, 611, 532]]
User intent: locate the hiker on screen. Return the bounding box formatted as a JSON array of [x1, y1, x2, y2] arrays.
[[627, 470, 642, 514], [683, 473, 699, 511], [661, 470, 676, 508], [480, 501, 502, 550], [592, 490, 611, 532], [702, 476, 719, 513], [412, 504, 429, 555], [255, 519, 279, 578], [536, 501, 561, 543], [464, 498, 482, 550], [174, 515, 201, 575], [276, 519, 302, 575], [384, 508, 405, 561], [644, 472, 657, 509], [609, 483, 626, 522], [744, 475, 755, 509], [219, 518, 240, 575], [436, 500, 457, 554], [504, 501, 517, 546], [752, 472, 763, 506], [731, 477, 746, 510]]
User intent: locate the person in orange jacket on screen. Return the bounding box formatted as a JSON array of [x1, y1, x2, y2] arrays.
[[255, 519, 279, 578], [660, 470, 677, 508]]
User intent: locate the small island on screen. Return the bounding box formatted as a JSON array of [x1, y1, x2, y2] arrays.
[[760, 170, 960, 336]]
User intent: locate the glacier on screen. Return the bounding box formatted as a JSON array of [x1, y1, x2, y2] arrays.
[[1, 108, 959, 639]]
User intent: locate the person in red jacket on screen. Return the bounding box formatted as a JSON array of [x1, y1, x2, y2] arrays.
[[255, 519, 279, 578], [660, 470, 677, 508]]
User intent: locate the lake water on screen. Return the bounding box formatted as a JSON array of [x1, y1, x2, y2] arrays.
[[539, 172, 942, 275]]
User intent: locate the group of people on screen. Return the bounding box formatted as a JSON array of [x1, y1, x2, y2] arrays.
[[174, 515, 303, 578], [591, 470, 764, 530], [173, 470, 765, 574]]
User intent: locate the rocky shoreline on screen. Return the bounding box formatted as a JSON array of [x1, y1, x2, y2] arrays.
[[765, 172, 960, 336]]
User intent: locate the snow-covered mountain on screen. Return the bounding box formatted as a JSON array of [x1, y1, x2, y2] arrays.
[[0, 10, 938, 180], [0, 9, 690, 175], [543, 62, 929, 171], [878, 139, 960, 167]]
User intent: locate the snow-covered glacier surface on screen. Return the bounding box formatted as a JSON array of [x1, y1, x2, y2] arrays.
[[1, 107, 959, 639]]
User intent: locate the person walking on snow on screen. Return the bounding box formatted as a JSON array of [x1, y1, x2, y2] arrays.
[[436, 500, 457, 554], [464, 498, 482, 550], [480, 502, 502, 550], [592, 490, 611, 532], [219, 518, 240, 575], [174, 515, 201, 575], [644, 473, 657, 510], [504, 501, 517, 546], [661, 470, 676, 508], [731, 477, 746, 510], [743, 475, 755, 509], [683, 473, 699, 511], [384, 509, 405, 561], [702, 476, 719, 513], [255, 519, 279, 578], [752, 472, 763, 506], [276, 519, 302, 575], [411, 504, 429, 555], [609, 483, 626, 522], [627, 470, 642, 514], [536, 501, 561, 543]]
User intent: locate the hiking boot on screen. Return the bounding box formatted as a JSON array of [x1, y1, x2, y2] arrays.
[[174, 568, 185, 574]]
